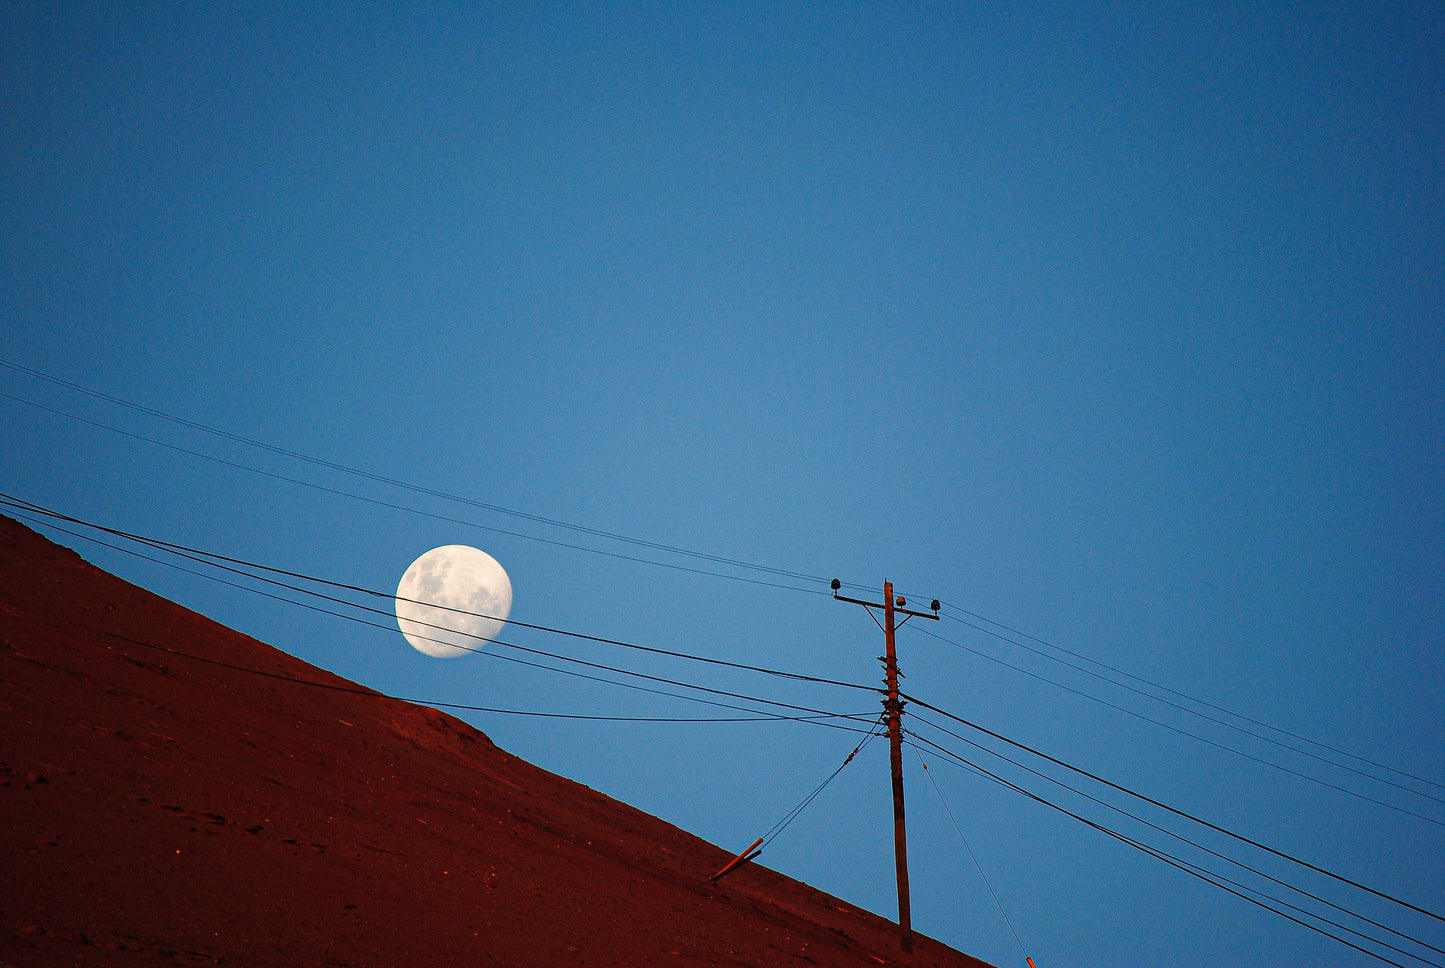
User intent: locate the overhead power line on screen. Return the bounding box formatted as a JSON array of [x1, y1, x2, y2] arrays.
[[12, 411, 1419, 824], [0, 492, 875, 696], [7, 358, 1439, 809], [935, 603, 1445, 799], [911, 622, 1445, 826], [7, 493, 1440, 965], [1, 495, 880, 731], [905, 715, 1445, 965], [0, 360, 842, 589], [100, 627, 865, 727], [900, 690, 1445, 928], [907, 733, 1437, 968], [0, 389, 826, 595]]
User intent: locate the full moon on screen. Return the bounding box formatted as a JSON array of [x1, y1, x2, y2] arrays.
[[395, 545, 513, 658]]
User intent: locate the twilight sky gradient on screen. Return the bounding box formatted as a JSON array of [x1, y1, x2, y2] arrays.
[[3, 4, 1442, 966]]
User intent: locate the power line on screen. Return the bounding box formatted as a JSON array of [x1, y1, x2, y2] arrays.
[[2, 497, 879, 729], [909, 622, 1445, 826], [10, 374, 1444, 946], [97, 627, 869, 727], [10, 494, 1440, 922], [936, 603, 1445, 799], [907, 734, 1436, 968], [16, 368, 1437, 818], [8, 495, 1440, 963], [28, 510, 850, 725], [905, 714, 1445, 963], [37, 473, 1420, 827], [901, 690, 1445, 927], [0, 492, 876, 697], [0, 390, 825, 596], [0, 360, 844, 590], [8, 361, 1437, 808]]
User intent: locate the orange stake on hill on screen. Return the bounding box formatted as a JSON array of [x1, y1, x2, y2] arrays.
[[710, 837, 764, 882]]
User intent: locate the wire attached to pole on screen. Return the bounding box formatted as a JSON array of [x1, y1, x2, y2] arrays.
[[711, 717, 886, 882], [913, 747, 1037, 968]]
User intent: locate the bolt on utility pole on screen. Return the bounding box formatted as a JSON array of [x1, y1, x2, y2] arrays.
[[832, 578, 940, 956]]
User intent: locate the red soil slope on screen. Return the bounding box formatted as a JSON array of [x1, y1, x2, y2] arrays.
[[0, 516, 993, 968]]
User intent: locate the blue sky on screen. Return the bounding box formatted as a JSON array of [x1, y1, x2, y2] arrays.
[[4, 3, 1442, 966]]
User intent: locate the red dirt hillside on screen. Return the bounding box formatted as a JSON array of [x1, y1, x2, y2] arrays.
[[0, 515, 994, 968]]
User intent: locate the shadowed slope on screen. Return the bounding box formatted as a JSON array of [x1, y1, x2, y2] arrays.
[[0, 516, 994, 968]]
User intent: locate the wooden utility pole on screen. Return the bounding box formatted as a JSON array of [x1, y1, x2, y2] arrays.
[[882, 581, 913, 954], [833, 578, 940, 956]]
